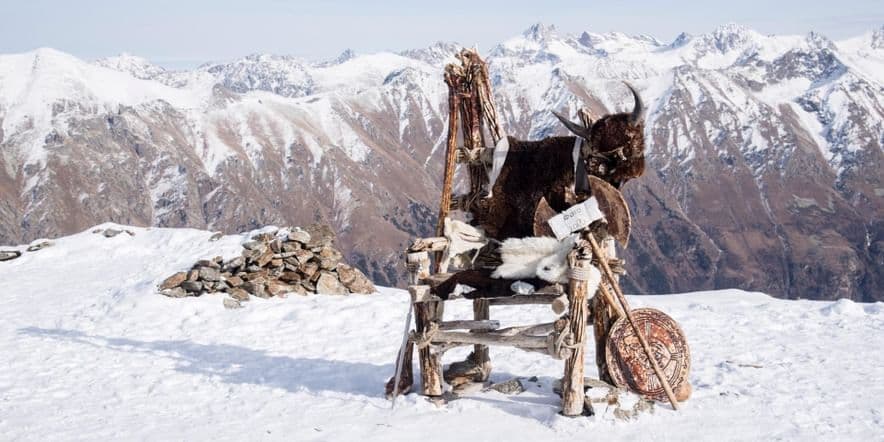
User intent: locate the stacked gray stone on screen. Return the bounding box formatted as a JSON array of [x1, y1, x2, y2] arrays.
[[158, 224, 376, 307]]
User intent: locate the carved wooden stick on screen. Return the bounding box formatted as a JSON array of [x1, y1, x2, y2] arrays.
[[587, 233, 680, 410], [561, 248, 590, 416]]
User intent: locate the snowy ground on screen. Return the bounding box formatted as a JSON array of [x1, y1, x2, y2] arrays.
[[1, 224, 882, 441]]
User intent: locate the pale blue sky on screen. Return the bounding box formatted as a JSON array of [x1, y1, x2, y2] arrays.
[[1, 0, 882, 68]]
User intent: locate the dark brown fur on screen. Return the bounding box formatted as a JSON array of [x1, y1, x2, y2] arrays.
[[586, 114, 646, 185], [474, 112, 645, 240]]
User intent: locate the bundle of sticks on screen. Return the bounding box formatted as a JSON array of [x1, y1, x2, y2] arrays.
[[436, 48, 504, 272]]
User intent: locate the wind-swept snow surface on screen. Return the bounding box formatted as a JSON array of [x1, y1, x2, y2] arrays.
[[0, 225, 882, 441]]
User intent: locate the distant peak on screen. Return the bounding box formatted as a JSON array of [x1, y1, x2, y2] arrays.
[[98, 52, 158, 66], [244, 53, 271, 62], [522, 23, 557, 41], [806, 31, 835, 50], [697, 23, 760, 53], [578, 32, 594, 47], [713, 23, 750, 36], [95, 52, 166, 79], [872, 25, 884, 49], [634, 34, 664, 46], [576, 30, 662, 49], [398, 41, 461, 65], [670, 32, 693, 47], [334, 49, 356, 64], [241, 53, 297, 62], [427, 41, 461, 50]]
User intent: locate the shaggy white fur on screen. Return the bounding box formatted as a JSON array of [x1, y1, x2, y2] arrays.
[[492, 235, 576, 283], [491, 235, 603, 292]]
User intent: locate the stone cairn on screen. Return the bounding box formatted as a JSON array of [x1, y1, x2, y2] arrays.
[[158, 224, 375, 308]]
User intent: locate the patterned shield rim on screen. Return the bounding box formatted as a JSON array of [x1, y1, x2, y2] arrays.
[[605, 308, 691, 402]]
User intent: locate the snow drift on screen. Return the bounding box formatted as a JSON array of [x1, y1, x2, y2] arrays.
[[0, 224, 882, 440]]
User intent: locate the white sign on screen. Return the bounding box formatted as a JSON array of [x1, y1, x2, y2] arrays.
[[547, 197, 605, 240]]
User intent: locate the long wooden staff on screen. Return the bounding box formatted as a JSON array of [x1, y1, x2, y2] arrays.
[[390, 303, 413, 408], [586, 233, 680, 410], [434, 69, 461, 273]]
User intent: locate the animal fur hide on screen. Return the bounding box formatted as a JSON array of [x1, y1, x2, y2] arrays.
[[492, 235, 578, 283], [440, 218, 488, 271]]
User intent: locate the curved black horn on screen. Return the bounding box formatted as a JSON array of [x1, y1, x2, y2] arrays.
[[624, 81, 644, 124], [552, 111, 592, 139]]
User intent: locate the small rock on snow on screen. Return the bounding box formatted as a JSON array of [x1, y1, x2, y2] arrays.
[[485, 378, 525, 395], [223, 297, 243, 309], [0, 250, 22, 261], [159, 272, 187, 290], [26, 239, 54, 252], [160, 287, 188, 298]]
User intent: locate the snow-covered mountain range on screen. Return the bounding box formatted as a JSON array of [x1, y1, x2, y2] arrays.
[[0, 24, 881, 300]]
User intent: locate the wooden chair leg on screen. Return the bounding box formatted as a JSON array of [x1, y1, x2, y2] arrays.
[[385, 341, 414, 397], [562, 252, 590, 416], [389, 250, 436, 397], [416, 299, 444, 396], [592, 294, 616, 384], [593, 237, 621, 384], [471, 299, 491, 380]]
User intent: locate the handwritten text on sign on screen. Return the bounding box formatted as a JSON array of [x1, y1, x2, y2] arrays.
[[547, 197, 605, 240]]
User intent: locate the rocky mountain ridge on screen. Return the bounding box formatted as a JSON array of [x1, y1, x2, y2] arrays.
[[0, 23, 881, 300]]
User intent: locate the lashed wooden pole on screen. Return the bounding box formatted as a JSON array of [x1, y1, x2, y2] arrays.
[[561, 248, 590, 416], [587, 233, 680, 410], [434, 68, 462, 273]]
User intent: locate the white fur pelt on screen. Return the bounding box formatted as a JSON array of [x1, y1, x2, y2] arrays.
[[489, 235, 575, 283], [440, 218, 487, 272]]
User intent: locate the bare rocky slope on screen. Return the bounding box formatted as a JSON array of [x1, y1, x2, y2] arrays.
[[0, 24, 881, 301]]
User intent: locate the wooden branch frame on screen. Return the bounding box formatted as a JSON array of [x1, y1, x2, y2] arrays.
[[401, 234, 593, 416], [439, 320, 499, 331], [391, 49, 614, 418], [486, 294, 563, 306], [431, 330, 547, 349]]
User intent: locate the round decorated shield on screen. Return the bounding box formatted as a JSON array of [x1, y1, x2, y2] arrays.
[[605, 308, 690, 402]]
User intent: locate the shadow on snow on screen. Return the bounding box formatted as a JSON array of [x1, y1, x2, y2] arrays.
[[18, 326, 390, 398], [18, 326, 569, 420]]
